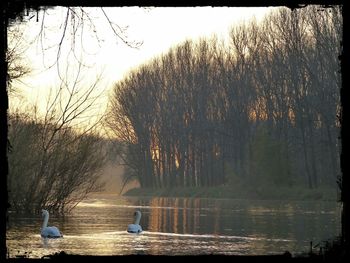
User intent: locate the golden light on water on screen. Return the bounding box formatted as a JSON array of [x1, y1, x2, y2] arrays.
[[7, 196, 341, 257], [173, 198, 179, 234]]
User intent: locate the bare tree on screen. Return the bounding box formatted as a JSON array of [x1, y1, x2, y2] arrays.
[[8, 66, 108, 213], [31, 7, 142, 82], [7, 6, 146, 213], [106, 6, 341, 196], [6, 24, 32, 95]]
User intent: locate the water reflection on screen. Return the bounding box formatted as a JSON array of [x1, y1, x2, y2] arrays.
[[143, 197, 341, 243], [6, 195, 341, 257], [146, 198, 228, 235]]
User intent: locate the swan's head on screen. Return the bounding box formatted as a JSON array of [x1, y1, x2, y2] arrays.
[[42, 209, 49, 217], [134, 210, 141, 217]]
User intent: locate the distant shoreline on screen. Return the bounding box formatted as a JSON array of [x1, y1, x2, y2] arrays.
[[123, 185, 338, 202]]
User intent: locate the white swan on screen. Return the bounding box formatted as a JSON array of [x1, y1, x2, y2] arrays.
[[41, 209, 63, 238], [127, 210, 142, 233]]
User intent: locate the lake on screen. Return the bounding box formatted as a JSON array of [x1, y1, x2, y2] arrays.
[[6, 194, 341, 257]]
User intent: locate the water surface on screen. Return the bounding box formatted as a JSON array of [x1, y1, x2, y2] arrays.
[[6, 194, 341, 257]]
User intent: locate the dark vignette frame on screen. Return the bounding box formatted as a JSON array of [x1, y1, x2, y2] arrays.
[[0, 0, 348, 261]]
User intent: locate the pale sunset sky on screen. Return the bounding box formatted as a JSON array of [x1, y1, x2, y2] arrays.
[[9, 6, 279, 127]]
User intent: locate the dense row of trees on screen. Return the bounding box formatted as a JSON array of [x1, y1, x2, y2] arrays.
[[106, 6, 342, 190]]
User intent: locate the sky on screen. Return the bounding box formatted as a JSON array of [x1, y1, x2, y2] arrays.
[[9, 6, 278, 127]]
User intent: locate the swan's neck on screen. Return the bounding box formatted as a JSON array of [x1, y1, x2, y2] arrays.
[[134, 213, 141, 225], [42, 213, 49, 228]]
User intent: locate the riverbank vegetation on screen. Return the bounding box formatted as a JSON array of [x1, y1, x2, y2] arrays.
[[124, 185, 337, 201], [7, 109, 108, 214], [7, 50, 110, 214], [106, 6, 342, 197]]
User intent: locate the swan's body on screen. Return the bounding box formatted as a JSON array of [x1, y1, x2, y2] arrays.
[[41, 210, 63, 238], [127, 224, 142, 233], [41, 226, 62, 238], [127, 210, 142, 233]]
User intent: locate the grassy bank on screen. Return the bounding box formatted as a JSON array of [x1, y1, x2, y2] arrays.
[[124, 185, 338, 201]]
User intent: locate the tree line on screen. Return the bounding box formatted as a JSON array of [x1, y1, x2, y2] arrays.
[[106, 6, 342, 191]]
